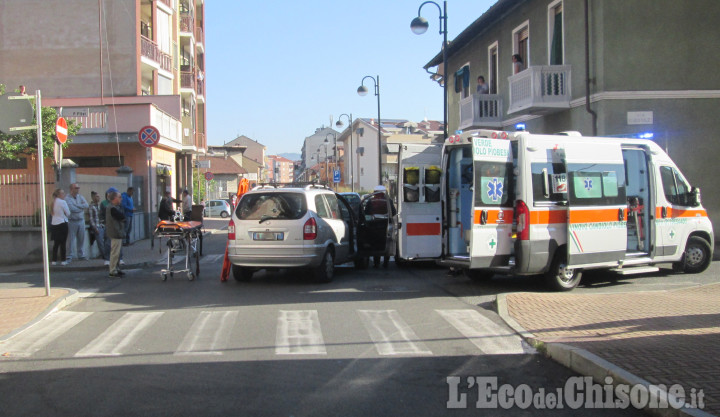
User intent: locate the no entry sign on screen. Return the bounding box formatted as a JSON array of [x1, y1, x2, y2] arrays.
[[138, 125, 160, 148], [56, 117, 68, 144]]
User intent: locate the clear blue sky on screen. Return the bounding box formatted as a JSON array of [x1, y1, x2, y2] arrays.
[[206, 0, 496, 156]]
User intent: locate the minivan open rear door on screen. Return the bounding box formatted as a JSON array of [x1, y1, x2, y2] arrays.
[[563, 141, 627, 268]]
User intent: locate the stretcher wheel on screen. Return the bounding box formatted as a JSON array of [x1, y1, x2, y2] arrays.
[[162, 272, 168, 282], [187, 271, 195, 281]]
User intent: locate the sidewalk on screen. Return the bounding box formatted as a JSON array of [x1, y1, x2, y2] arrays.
[[0, 219, 228, 341], [497, 284, 720, 417]]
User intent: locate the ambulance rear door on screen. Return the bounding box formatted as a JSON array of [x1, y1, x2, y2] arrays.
[[397, 144, 442, 260], [469, 136, 515, 268], [563, 140, 627, 268]]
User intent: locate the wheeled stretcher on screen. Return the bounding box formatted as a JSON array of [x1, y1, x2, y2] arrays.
[[153, 220, 203, 281]]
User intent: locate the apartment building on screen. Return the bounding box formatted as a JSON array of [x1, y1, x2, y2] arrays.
[[423, 0, 720, 233], [266, 155, 295, 184], [335, 118, 443, 192], [0, 0, 206, 234]]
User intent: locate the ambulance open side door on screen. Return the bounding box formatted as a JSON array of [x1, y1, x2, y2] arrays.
[[563, 141, 627, 268]]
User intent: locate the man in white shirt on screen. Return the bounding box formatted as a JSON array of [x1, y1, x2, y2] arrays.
[[182, 189, 193, 220]]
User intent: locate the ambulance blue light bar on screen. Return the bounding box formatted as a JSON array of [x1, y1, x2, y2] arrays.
[[515, 123, 526, 131]]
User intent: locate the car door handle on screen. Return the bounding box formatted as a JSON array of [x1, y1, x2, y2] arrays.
[[480, 210, 488, 225], [618, 208, 624, 221], [661, 206, 668, 218]]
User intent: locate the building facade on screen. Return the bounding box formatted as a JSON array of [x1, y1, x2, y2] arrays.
[[266, 155, 294, 184], [0, 0, 207, 235], [423, 0, 720, 234]]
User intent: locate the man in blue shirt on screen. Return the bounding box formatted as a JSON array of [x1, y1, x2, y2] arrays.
[[121, 187, 134, 246]]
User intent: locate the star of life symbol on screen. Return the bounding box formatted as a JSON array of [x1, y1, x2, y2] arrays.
[[487, 178, 503, 202], [584, 178, 593, 191]]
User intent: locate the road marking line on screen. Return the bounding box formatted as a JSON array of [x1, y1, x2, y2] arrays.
[[357, 310, 432, 356], [75, 312, 163, 357], [0, 311, 91, 357], [436, 309, 531, 355], [201, 254, 224, 263], [275, 310, 326, 355], [175, 311, 239, 356]]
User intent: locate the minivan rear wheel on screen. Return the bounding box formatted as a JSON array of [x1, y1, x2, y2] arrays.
[[315, 250, 334, 283], [232, 265, 254, 282]]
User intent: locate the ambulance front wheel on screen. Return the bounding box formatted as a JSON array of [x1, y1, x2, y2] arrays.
[[674, 236, 712, 274], [545, 251, 582, 291]]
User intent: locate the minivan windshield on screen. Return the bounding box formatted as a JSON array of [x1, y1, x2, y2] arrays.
[[236, 192, 307, 220]]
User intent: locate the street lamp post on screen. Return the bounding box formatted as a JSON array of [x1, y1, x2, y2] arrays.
[[357, 75, 383, 187], [325, 133, 338, 191], [411, 0, 448, 141], [335, 113, 354, 192], [318, 145, 329, 185]]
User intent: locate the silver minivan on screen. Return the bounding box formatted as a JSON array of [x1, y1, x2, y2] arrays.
[[227, 185, 360, 282]]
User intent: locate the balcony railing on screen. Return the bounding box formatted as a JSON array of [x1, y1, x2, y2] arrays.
[[195, 27, 204, 46], [459, 93, 503, 130], [507, 65, 572, 115], [196, 78, 204, 97], [140, 36, 172, 72], [180, 15, 194, 34], [180, 71, 195, 91]]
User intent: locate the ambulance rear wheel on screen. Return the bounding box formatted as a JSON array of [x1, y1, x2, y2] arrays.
[[674, 236, 712, 274], [545, 251, 582, 291]]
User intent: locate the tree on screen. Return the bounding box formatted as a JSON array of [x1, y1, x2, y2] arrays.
[[0, 83, 81, 161]]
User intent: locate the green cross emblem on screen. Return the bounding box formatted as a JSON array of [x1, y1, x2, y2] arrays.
[[669, 230, 675, 239], [489, 238, 497, 249]]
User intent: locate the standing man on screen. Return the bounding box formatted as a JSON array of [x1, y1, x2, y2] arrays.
[[182, 189, 193, 221], [105, 191, 126, 277], [65, 183, 89, 262], [121, 187, 134, 246], [89, 191, 105, 260]]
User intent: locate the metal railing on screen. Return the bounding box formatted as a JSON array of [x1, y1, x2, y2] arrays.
[[180, 15, 194, 34], [140, 36, 172, 72], [459, 93, 503, 129], [0, 173, 53, 227], [180, 71, 195, 90]]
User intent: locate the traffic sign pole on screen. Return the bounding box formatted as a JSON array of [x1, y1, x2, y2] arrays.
[[35, 91, 51, 296]]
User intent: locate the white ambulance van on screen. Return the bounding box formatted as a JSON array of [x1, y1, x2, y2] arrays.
[[394, 143, 443, 264], [440, 129, 713, 291]]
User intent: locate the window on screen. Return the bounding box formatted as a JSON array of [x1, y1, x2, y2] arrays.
[[660, 166, 691, 206], [488, 42, 499, 94], [454, 65, 470, 98], [531, 162, 567, 204], [475, 162, 515, 207], [323, 195, 342, 219], [73, 156, 124, 168], [512, 21, 530, 71], [567, 164, 626, 205], [237, 193, 306, 220], [314, 195, 330, 219], [548, 1, 564, 65]]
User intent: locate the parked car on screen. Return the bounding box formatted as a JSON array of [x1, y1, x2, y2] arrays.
[[203, 199, 232, 218], [227, 184, 367, 283], [339, 192, 361, 217]]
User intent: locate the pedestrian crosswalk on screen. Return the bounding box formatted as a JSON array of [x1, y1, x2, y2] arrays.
[[0, 308, 533, 359]]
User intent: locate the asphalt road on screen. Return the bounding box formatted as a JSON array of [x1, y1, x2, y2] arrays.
[[3, 229, 703, 416]]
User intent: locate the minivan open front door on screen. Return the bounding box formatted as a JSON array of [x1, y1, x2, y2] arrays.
[[563, 141, 627, 268]]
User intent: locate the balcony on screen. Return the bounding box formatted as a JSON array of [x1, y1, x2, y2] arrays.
[[140, 36, 172, 72], [180, 71, 196, 93], [195, 27, 204, 51], [459, 93, 503, 130], [507, 65, 571, 115], [180, 14, 194, 36]]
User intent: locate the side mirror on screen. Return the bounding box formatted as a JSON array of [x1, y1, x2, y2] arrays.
[[689, 187, 702, 207]]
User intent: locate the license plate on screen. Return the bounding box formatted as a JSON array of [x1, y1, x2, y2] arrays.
[[253, 232, 283, 241]]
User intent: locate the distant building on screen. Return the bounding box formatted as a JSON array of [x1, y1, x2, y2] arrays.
[[336, 118, 444, 192], [266, 155, 295, 184]]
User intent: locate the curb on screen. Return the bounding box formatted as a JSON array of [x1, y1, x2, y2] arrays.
[[495, 293, 715, 417], [0, 288, 81, 342]]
